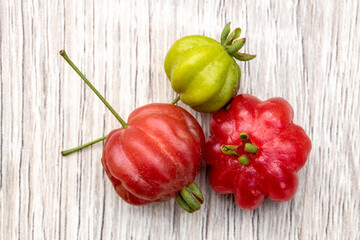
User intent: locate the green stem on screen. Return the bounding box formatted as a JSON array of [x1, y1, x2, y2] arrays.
[[60, 59, 181, 156], [59, 50, 128, 128], [171, 95, 181, 105], [61, 135, 107, 156], [61, 101, 181, 156]]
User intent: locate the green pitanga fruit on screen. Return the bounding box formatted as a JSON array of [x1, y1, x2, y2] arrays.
[[164, 22, 256, 112]]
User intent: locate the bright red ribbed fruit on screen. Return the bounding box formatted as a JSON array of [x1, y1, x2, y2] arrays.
[[204, 94, 312, 210], [102, 103, 205, 205]]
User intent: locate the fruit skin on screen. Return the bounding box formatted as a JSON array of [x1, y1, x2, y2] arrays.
[[101, 103, 205, 205], [164, 35, 241, 113], [204, 94, 312, 210]]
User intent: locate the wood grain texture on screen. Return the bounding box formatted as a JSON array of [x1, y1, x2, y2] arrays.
[[0, 0, 359, 239]]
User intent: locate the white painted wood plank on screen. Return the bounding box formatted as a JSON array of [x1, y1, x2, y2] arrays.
[[0, 0, 359, 239]]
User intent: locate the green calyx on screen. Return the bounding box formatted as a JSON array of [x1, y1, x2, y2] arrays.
[[220, 144, 239, 156], [220, 132, 259, 165], [238, 156, 250, 165], [239, 132, 250, 142], [176, 182, 204, 213], [220, 22, 256, 61], [244, 143, 258, 153]]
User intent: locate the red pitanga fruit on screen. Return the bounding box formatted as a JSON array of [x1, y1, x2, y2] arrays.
[[204, 94, 312, 210], [101, 103, 205, 210]]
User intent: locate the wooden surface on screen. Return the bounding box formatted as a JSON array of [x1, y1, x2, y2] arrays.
[[1, 0, 359, 239]]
